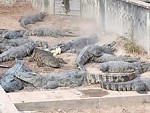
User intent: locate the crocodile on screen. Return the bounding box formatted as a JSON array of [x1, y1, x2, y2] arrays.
[[7, 38, 31, 46], [29, 48, 66, 68], [52, 35, 99, 53], [35, 41, 48, 49], [91, 53, 140, 63], [1, 30, 24, 39], [84, 60, 150, 93], [0, 37, 30, 46], [1, 59, 32, 92], [7, 38, 48, 48], [86, 72, 137, 83], [0, 41, 35, 63], [23, 27, 77, 38], [99, 76, 150, 93], [19, 12, 47, 29], [76, 42, 116, 70], [0, 40, 18, 53], [13, 66, 150, 93], [99, 61, 150, 74], [14, 69, 86, 89], [0, 38, 48, 53]]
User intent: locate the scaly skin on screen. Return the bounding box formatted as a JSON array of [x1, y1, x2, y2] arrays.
[[14, 69, 86, 89], [19, 12, 46, 29], [99, 77, 147, 93], [92, 53, 140, 63], [99, 61, 142, 73], [29, 48, 65, 68], [57, 35, 99, 53], [76, 45, 98, 67], [23, 28, 77, 37], [0, 37, 48, 53], [1, 59, 32, 92], [99, 61, 150, 74], [86, 72, 137, 83], [0, 41, 35, 63], [1, 30, 24, 39], [76, 43, 116, 70]]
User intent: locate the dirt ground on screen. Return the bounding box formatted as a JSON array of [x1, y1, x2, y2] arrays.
[[0, 2, 99, 74], [1, 2, 150, 113]]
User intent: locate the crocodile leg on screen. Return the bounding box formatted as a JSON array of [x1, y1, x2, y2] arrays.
[[57, 58, 67, 64], [28, 57, 34, 62]]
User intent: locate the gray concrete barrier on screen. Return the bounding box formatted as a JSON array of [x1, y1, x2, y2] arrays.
[[31, 0, 54, 14], [81, 0, 150, 54]]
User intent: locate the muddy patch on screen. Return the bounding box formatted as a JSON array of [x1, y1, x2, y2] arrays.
[[80, 89, 109, 97]]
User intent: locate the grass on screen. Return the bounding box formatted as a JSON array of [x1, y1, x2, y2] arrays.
[[122, 38, 146, 54]]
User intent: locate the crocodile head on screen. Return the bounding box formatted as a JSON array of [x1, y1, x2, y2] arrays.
[[101, 41, 117, 54], [40, 12, 47, 19], [57, 42, 72, 53], [15, 72, 42, 85], [90, 45, 103, 57]]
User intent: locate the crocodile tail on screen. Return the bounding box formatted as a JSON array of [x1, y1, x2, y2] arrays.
[[99, 77, 147, 92], [100, 81, 130, 91]]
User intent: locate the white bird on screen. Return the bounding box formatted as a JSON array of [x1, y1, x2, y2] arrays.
[[50, 47, 61, 56]]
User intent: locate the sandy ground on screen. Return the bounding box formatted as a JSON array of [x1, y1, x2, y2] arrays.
[[1, 2, 150, 113]]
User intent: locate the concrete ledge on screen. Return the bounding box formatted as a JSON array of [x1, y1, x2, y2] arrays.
[[7, 88, 150, 111], [0, 86, 19, 113], [15, 98, 100, 111], [122, 0, 150, 8], [15, 94, 150, 111]]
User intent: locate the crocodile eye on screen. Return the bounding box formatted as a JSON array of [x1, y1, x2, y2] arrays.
[[59, 45, 65, 49], [96, 49, 102, 54], [93, 49, 102, 57]]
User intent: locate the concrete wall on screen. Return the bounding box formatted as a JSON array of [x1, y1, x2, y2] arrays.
[[54, 0, 80, 16], [80, 0, 98, 19], [0, 0, 54, 14], [1, 0, 16, 5], [31, 0, 54, 14], [81, 0, 150, 54], [103, 0, 150, 53]]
